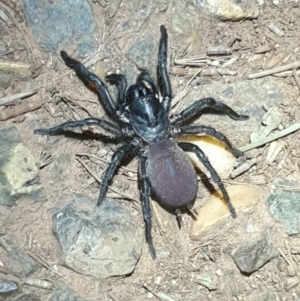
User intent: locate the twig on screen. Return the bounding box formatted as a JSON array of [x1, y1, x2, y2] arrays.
[[171, 68, 203, 114], [174, 57, 209, 66], [76, 156, 139, 203], [247, 60, 300, 79], [143, 285, 178, 301], [24, 278, 53, 290], [0, 89, 38, 106], [277, 248, 292, 266], [0, 98, 43, 121], [27, 252, 63, 277], [76, 152, 137, 173], [292, 68, 300, 91], [0, 3, 34, 63], [255, 275, 275, 292], [143, 285, 163, 301], [108, 293, 120, 301], [239, 122, 300, 152]]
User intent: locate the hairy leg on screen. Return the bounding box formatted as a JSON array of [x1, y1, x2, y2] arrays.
[[139, 156, 156, 259], [61, 51, 117, 120], [34, 118, 121, 137], [97, 143, 136, 206], [178, 142, 236, 218], [105, 73, 127, 107], [174, 124, 242, 157], [171, 97, 249, 125], [157, 25, 172, 113]]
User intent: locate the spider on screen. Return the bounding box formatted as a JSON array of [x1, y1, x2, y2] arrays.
[[35, 25, 248, 259]]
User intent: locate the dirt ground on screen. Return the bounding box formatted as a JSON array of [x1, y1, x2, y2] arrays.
[[1, 1, 300, 300]]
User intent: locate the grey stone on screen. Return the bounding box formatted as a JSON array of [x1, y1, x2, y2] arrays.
[[0, 127, 46, 206], [180, 78, 287, 137], [224, 229, 278, 274], [48, 153, 72, 185], [172, 0, 205, 55], [127, 35, 158, 77], [0, 280, 18, 294], [267, 178, 300, 235], [24, 0, 96, 55], [121, 0, 154, 33], [0, 71, 11, 90], [53, 194, 143, 279], [119, 61, 137, 87], [2, 236, 39, 277]]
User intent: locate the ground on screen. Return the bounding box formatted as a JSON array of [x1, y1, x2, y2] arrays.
[[1, 1, 300, 300]]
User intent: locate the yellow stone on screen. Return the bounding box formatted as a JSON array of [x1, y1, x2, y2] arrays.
[[179, 135, 236, 179], [190, 185, 264, 241]]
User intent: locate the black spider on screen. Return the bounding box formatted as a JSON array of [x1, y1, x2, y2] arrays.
[[35, 25, 248, 259]]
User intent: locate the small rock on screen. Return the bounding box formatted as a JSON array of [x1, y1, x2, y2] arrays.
[[24, 0, 96, 55], [193, 0, 259, 20], [53, 194, 143, 279], [190, 185, 263, 242], [215, 269, 222, 276], [195, 272, 217, 290], [267, 178, 300, 235], [0, 280, 18, 294], [224, 228, 278, 274], [250, 107, 282, 142], [0, 127, 46, 206], [0, 71, 11, 90]]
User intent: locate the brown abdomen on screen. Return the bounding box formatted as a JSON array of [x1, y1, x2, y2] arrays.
[[147, 139, 198, 209]]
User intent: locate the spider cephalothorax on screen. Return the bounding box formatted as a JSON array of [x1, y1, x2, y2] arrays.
[[35, 26, 248, 258]]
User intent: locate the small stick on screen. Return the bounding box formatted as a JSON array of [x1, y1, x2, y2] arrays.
[[108, 293, 121, 301], [76, 156, 139, 204], [247, 60, 300, 79], [76, 152, 137, 173], [0, 3, 34, 63], [239, 122, 300, 152], [24, 278, 53, 290], [0, 89, 38, 106], [0, 98, 42, 121], [292, 68, 300, 91]]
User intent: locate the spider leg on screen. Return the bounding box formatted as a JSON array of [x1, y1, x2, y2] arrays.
[[61, 51, 117, 120], [105, 74, 127, 107], [139, 156, 156, 259], [158, 25, 172, 113], [174, 125, 242, 157], [170, 97, 249, 125], [97, 143, 136, 206], [34, 118, 121, 137], [178, 142, 237, 218]]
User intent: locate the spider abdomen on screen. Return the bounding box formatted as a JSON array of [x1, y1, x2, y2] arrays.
[[147, 139, 198, 209]]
